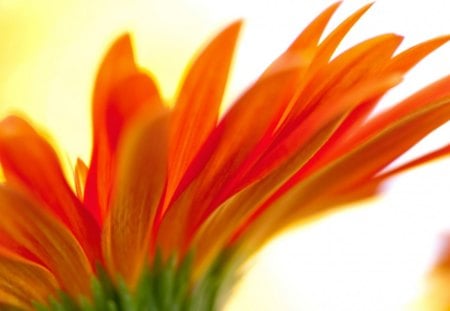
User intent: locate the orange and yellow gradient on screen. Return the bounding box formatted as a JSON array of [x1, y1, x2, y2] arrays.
[[0, 1, 449, 310]]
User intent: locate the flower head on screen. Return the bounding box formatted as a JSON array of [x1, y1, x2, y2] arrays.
[[0, 2, 449, 310]]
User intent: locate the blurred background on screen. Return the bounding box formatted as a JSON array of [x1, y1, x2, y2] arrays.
[[0, 0, 449, 310]]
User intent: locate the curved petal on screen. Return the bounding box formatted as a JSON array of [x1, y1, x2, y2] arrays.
[[311, 3, 373, 69], [85, 34, 137, 223], [231, 97, 450, 254], [167, 21, 242, 202], [184, 35, 404, 266], [262, 1, 341, 76], [321, 75, 450, 166], [0, 186, 93, 298], [0, 116, 101, 265], [0, 248, 59, 310], [156, 69, 302, 254], [103, 110, 169, 286], [85, 35, 163, 223], [314, 35, 450, 155], [318, 144, 450, 207], [235, 34, 402, 188], [189, 73, 402, 270]]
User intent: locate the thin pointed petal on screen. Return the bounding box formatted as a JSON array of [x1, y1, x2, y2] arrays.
[[236, 35, 403, 187], [232, 97, 450, 252], [85, 35, 163, 223], [189, 74, 402, 269], [373, 143, 450, 182], [334, 75, 450, 159], [321, 35, 450, 145], [386, 35, 450, 73], [157, 69, 302, 253], [312, 3, 373, 67], [85, 34, 138, 222], [263, 1, 342, 75], [167, 21, 242, 202]]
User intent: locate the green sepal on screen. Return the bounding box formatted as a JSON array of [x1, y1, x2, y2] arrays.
[[32, 250, 238, 311]]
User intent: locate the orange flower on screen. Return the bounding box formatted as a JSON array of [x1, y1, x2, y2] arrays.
[[0, 2, 449, 310]]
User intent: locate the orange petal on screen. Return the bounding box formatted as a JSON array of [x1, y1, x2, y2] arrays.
[[85, 35, 164, 223], [262, 1, 341, 76], [167, 21, 241, 203], [320, 35, 450, 148], [232, 96, 450, 251], [328, 75, 450, 162], [85, 34, 136, 222], [385, 35, 450, 73], [0, 116, 101, 266], [103, 110, 169, 286], [298, 98, 450, 206], [237, 34, 402, 187], [0, 248, 58, 310], [312, 3, 373, 69], [373, 143, 450, 183], [280, 33, 402, 130], [0, 186, 93, 297], [157, 68, 302, 254], [105, 73, 163, 152], [189, 74, 401, 270], [265, 3, 373, 130], [322, 144, 450, 207]]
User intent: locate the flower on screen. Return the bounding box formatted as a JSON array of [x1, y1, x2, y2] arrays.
[[0, 2, 449, 310]]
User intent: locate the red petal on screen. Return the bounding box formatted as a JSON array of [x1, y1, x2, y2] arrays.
[[0, 117, 101, 266]]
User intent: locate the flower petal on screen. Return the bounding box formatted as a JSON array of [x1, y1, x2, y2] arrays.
[[325, 75, 450, 163], [157, 69, 302, 253], [386, 35, 450, 73], [0, 248, 58, 310], [0, 186, 93, 297], [85, 34, 137, 223], [323, 143, 450, 207], [167, 21, 242, 203], [262, 1, 341, 75], [312, 3, 373, 69], [232, 96, 450, 253], [103, 110, 169, 286], [319, 35, 450, 149], [376, 144, 450, 181], [189, 73, 402, 271], [0, 116, 101, 265], [85, 35, 163, 223], [236, 34, 402, 187], [186, 34, 404, 263]]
